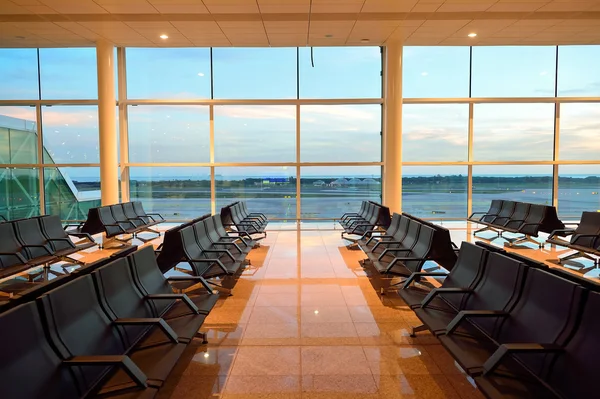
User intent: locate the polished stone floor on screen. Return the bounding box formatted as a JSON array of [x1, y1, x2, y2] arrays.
[[2, 220, 595, 398]]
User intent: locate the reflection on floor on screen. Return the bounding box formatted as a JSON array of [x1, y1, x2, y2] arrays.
[[2, 220, 597, 398]]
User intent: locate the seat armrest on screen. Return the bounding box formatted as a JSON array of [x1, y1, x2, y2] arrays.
[[548, 228, 576, 239], [146, 293, 202, 314], [378, 248, 411, 260], [203, 248, 236, 262], [446, 310, 509, 334], [421, 288, 472, 308], [359, 230, 378, 240], [483, 343, 564, 375], [373, 240, 403, 251], [402, 272, 448, 289], [114, 318, 178, 343], [64, 355, 147, 388], [214, 241, 242, 253], [146, 213, 165, 221], [188, 258, 229, 273]]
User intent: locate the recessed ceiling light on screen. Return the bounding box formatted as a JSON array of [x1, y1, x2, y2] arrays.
[[160, 34, 169, 39], [468, 33, 477, 38], [361, 38, 370, 43], [15, 35, 25, 39], [325, 34, 333, 38]]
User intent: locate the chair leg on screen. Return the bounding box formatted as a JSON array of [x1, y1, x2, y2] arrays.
[[410, 324, 428, 338], [195, 332, 208, 344], [558, 251, 597, 264]]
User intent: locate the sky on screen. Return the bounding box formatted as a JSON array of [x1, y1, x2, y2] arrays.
[[0, 45, 599, 179]]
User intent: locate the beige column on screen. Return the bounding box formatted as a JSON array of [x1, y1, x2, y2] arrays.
[[383, 41, 403, 214], [96, 39, 118, 205]]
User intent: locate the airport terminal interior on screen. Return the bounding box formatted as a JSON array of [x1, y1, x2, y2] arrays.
[[1, 0, 600, 398]]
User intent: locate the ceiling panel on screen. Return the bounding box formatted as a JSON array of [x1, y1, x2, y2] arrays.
[[0, 0, 597, 46]]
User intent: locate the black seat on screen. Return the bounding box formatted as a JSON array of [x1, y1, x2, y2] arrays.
[[414, 252, 526, 337], [132, 201, 165, 225], [399, 242, 488, 312], [12, 218, 58, 266], [503, 204, 546, 247], [357, 213, 402, 251], [203, 216, 252, 255], [438, 268, 584, 376], [193, 220, 247, 266], [0, 222, 38, 279], [546, 211, 600, 264], [0, 301, 158, 399], [474, 200, 516, 237], [98, 205, 137, 241], [39, 274, 186, 394], [474, 290, 600, 399], [129, 246, 218, 319], [38, 215, 97, 263], [469, 200, 504, 223]]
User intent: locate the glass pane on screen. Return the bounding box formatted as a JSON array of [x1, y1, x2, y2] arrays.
[[403, 47, 470, 98], [558, 165, 600, 219], [559, 103, 600, 161], [214, 105, 296, 163], [128, 105, 209, 163], [39, 48, 98, 99], [44, 167, 101, 221], [299, 47, 382, 98], [0, 106, 38, 164], [300, 166, 381, 219], [0, 49, 39, 100], [558, 45, 600, 97], [472, 165, 553, 215], [472, 46, 556, 97], [213, 48, 296, 99], [0, 167, 40, 220], [126, 48, 211, 99], [129, 167, 211, 221], [301, 104, 382, 162], [473, 103, 554, 161], [42, 106, 99, 164], [402, 166, 467, 219], [216, 166, 296, 219], [403, 104, 468, 162]]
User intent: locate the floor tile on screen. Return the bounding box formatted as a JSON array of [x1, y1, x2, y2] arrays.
[[224, 375, 301, 394], [242, 323, 301, 345], [300, 306, 352, 323], [364, 346, 443, 375], [300, 323, 360, 345], [247, 306, 299, 324], [301, 346, 371, 375], [230, 346, 301, 376]]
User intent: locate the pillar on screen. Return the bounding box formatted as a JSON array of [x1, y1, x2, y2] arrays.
[[96, 39, 119, 205], [383, 41, 403, 214]]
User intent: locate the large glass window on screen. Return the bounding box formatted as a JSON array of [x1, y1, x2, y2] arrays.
[[126, 48, 211, 99], [213, 48, 297, 99], [214, 105, 296, 163], [127, 105, 210, 163], [402, 47, 470, 98], [403, 104, 468, 162], [129, 167, 211, 221], [558, 165, 600, 219], [0, 167, 40, 220], [473, 103, 554, 161], [216, 167, 296, 219], [299, 47, 382, 99], [0, 49, 39, 100], [559, 103, 600, 161], [558, 46, 600, 97], [39, 48, 98, 99], [0, 107, 38, 164], [300, 104, 381, 162], [42, 106, 99, 164], [472, 165, 553, 214], [402, 167, 467, 219], [44, 167, 100, 221], [300, 166, 381, 219], [472, 46, 556, 97]]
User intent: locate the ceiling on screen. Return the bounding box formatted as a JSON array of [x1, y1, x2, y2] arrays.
[[1, 0, 600, 47]]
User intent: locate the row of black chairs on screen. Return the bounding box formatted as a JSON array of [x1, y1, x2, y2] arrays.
[[157, 214, 255, 294], [339, 201, 392, 239], [1, 245, 217, 399], [399, 240, 598, 399], [468, 200, 565, 247], [220, 201, 268, 238], [357, 213, 456, 282], [0, 215, 96, 280], [68, 202, 164, 248], [546, 211, 600, 265]]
